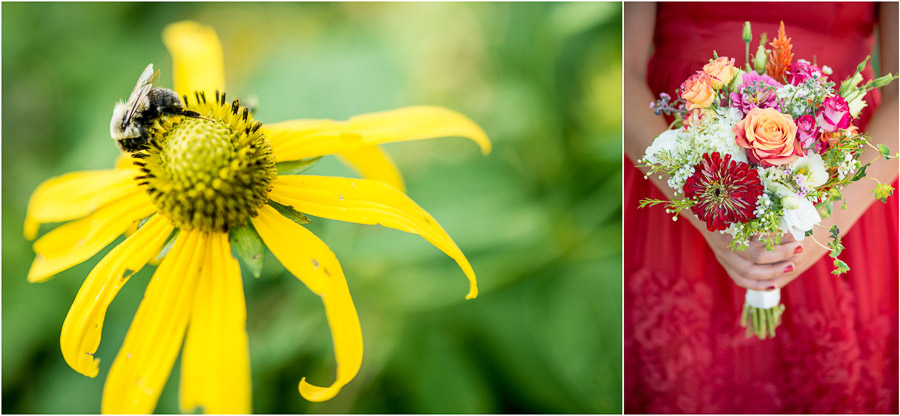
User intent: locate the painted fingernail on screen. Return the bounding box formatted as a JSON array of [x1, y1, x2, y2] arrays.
[[794, 245, 804, 254], [784, 264, 794, 273], [766, 285, 777, 291]]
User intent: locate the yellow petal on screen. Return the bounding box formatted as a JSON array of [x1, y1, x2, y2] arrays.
[[180, 232, 251, 414], [25, 168, 142, 240], [337, 144, 406, 192], [269, 175, 477, 299], [251, 205, 363, 402], [265, 106, 491, 162], [28, 190, 157, 283], [163, 21, 225, 97], [101, 231, 207, 414], [60, 214, 174, 378]]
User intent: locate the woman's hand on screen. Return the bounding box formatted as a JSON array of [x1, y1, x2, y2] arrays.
[[700, 231, 803, 291], [700, 230, 834, 291]]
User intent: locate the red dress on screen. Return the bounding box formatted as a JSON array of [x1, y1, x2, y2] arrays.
[[624, 3, 898, 413]]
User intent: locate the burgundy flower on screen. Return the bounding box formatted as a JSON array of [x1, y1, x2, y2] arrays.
[[683, 152, 764, 231]]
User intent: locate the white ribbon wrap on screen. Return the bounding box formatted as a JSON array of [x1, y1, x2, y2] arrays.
[[745, 288, 781, 309]]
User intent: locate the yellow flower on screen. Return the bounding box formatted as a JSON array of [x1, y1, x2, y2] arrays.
[[24, 21, 489, 414]]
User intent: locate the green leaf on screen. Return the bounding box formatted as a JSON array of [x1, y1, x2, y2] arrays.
[[229, 223, 264, 278], [268, 200, 312, 225], [878, 144, 892, 158], [850, 162, 870, 182], [829, 224, 840, 239], [831, 259, 850, 275], [154, 228, 180, 262], [275, 156, 322, 175], [819, 199, 833, 219]]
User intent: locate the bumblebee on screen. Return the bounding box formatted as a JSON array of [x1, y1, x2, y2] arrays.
[[110, 63, 199, 152]]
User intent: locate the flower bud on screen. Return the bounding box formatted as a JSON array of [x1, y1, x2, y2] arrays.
[[753, 45, 768, 75], [872, 74, 897, 88], [856, 56, 870, 74], [743, 22, 752, 44]]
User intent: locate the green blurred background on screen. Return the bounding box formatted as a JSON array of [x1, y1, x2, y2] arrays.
[[2, 2, 622, 413]]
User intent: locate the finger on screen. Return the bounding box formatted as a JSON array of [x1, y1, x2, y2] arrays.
[[781, 233, 797, 243], [759, 268, 804, 290], [736, 241, 804, 265], [744, 260, 795, 281], [724, 266, 782, 291], [722, 260, 795, 289]]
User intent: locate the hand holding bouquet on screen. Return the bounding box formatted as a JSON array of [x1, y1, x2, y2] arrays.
[[640, 22, 897, 339]]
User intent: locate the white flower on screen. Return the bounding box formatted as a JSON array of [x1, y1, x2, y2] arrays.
[[790, 153, 828, 189], [758, 167, 793, 198], [780, 197, 821, 240], [644, 129, 681, 164], [837, 152, 859, 181], [843, 89, 868, 118]]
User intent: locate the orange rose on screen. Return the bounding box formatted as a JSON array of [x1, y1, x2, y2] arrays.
[[821, 124, 858, 151], [734, 108, 802, 167], [680, 72, 716, 110], [703, 57, 736, 89]]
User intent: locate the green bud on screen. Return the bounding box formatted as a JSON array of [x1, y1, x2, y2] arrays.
[[871, 74, 898, 88], [753, 45, 768, 75], [742, 22, 752, 43], [856, 56, 870, 74], [729, 68, 747, 93]]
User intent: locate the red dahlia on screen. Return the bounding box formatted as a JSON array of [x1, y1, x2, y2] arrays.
[[683, 152, 764, 231]]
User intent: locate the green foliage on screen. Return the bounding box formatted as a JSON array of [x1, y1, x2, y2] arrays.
[[873, 182, 895, 203], [2, 2, 622, 414], [831, 259, 850, 275], [276, 157, 323, 176], [268, 200, 312, 226], [229, 223, 265, 278]]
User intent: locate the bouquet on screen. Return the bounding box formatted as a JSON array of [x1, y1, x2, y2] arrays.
[[639, 21, 897, 339]]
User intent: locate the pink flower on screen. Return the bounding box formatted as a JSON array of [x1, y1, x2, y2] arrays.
[[816, 96, 851, 132], [786, 60, 826, 85], [729, 72, 782, 115], [795, 115, 819, 149]]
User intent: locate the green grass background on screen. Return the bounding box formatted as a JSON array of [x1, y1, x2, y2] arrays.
[[2, 2, 622, 413]]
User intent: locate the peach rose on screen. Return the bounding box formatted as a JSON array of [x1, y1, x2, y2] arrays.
[[703, 57, 736, 89], [734, 108, 802, 167], [680, 72, 716, 110]]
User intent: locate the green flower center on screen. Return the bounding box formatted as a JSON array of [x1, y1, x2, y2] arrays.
[[132, 92, 276, 232]]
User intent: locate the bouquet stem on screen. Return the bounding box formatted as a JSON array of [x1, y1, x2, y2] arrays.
[[740, 289, 785, 339]]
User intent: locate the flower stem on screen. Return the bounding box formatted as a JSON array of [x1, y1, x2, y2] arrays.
[[808, 234, 833, 251]]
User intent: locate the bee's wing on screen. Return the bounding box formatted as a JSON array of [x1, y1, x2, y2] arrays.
[[121, 64, 158, 127]]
